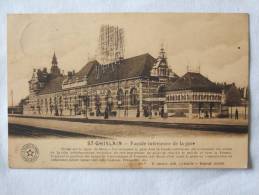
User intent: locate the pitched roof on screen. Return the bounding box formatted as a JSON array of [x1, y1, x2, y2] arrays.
[[38, 75, 64, 95], [80, 53, 156, 85], [37, 53, 156, 94], [76, 60, 99, 77], [166, 72, 221, 92], [52, 52, 58, 65]]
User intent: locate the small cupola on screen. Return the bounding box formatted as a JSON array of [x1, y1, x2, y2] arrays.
[[151, 46, 170, 79], [50, 52, 61, 77]]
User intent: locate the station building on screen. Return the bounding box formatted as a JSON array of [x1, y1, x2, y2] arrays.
[[24, 46, 225, 119], [165, 72, 223, 118], [24, 48, 180, 118]]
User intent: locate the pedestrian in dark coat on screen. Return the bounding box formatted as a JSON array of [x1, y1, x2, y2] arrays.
[[104, 107, 109, 119], [136, 107, 140, 117], [235, 109, 239, 120]]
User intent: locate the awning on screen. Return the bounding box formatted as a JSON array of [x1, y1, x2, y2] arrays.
[[144, 97, 166, 102]]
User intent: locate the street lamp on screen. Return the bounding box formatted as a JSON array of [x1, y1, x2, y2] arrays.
[[107, 96, 112, 114], [118, 99, 122, 117], [124, 91, 128, 117], [79, 75, 89, 119], [244, 100, 248, 120], [79, 95, 89, 119]]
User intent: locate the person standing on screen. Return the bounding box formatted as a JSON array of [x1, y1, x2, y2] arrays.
[[235, 108, 239, 120], [136, 107, 140, 117], [161, 106, 164, 118], [104, 106, 109, 119]]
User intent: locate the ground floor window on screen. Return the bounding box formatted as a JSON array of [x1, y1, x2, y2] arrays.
[[130, 88, 138, 105], [117, 88, 124, 107]]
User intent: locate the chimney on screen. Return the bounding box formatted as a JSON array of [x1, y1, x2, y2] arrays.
[[43, 67, 47, 73], [68, 71, 73, 78]]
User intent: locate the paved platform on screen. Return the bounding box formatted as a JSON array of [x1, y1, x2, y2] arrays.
[[8, 116, 248, 139], [9, 114, 248, 125], [9, 114, 248, 133]]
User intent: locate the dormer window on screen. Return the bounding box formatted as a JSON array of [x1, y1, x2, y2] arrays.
[[151, 47, 170, 79]]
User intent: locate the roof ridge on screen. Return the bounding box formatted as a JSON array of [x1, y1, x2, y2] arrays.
[[141, 53, 149, 76], [38, 53, 157, 94], [124, 52, 153, 60], [166, 71, 220, 92]]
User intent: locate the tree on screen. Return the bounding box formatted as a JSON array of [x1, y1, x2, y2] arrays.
[[18, 96, 29, 107], [225, 84, 241, 118]]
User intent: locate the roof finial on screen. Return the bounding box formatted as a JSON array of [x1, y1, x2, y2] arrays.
[[197, 60, 201, 73], [52, 51, 58, 66], [159, 43, 166, 58]]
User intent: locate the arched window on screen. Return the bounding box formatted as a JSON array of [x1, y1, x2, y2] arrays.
[[105, 90, 113, 106], [95, 95, 101, 106], [130, 88, 138, 105], [64, 97, 68, 109], [49, 98, 52, 107], [73, 96, 78, 107], [158, 86, 166, 97], [54, 97, 57, 105], [59, 96, 62, 107], [117, 88, 124, 106], [36, 99, 40, 113]]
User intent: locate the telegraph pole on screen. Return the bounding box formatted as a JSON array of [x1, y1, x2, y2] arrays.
[[116, 58, 121, 118], [11, 90, 14, 114], [85, 75, 88, 119], [148, 78, 152, 119]]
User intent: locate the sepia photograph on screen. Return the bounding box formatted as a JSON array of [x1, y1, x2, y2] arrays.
[[8, 13, 249, 168]]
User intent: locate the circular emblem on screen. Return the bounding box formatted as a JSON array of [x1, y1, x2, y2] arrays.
[[21, 143, 39, 162]]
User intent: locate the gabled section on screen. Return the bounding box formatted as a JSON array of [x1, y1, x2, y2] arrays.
[[29, 68, 49, 94], [151, 47, 171, 81], [86, 53, 156, 85], [34, 53, 158, 94], [166, 72, 221, 92]]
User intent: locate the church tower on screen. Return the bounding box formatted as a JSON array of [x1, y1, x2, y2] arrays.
[[50, 52, 61, 77]]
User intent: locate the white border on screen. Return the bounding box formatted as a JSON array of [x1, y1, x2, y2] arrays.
[[1, 0, 258, 194]]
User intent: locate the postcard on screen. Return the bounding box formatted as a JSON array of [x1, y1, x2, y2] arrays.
[[8, 13, 249, 168]]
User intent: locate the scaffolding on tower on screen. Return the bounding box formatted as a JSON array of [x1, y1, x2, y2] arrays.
[[98, 24, 125, 65]]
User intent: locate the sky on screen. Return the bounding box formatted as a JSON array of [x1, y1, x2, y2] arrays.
[[8, 13, 249, 106]]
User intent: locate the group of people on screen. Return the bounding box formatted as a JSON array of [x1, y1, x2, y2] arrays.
[[102, 105, 167, 119], [142, 105, 166, 118]]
